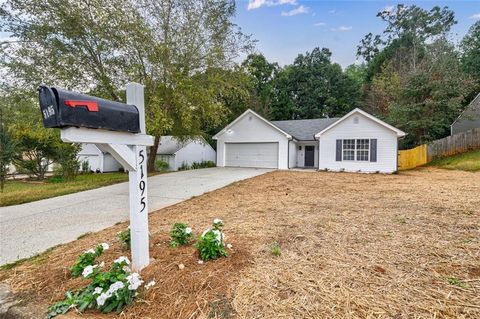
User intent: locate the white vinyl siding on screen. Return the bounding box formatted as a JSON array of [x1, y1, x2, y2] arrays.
[[215, 111, 289, 169], [319, 113, 398, 173], [225, 143, 278, 168]]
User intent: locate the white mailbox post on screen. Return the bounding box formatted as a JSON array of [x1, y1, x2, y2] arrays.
[[42, 83, 153, 271]]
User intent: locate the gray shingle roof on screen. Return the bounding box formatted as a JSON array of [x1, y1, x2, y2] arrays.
[[271, 118, 340, 140]]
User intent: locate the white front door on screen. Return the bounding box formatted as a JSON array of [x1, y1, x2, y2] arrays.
[[225, 142, 278, 168]]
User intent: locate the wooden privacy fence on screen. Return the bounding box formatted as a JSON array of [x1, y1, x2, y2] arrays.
[[427, 128, 480, 161], [398, 128, 480, 170], [398, 144, 427, 170]]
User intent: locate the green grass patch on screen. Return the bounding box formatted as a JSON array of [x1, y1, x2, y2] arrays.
[[0, 173, 129, 207], [427, 150, 480, 172]]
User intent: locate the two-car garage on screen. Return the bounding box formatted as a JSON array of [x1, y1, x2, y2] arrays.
[[225, 142, 279, 169], [213, 109, 291, 169]]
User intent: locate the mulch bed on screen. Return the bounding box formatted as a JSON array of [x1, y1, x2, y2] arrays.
[[1, 168, 479, 318]]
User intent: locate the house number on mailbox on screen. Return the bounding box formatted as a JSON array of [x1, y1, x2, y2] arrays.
[[138, 149, 146, 213]]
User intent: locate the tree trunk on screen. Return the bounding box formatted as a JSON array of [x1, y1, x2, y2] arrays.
[[147, 135, 160, 173]]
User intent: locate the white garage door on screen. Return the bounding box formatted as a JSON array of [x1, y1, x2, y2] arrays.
[[225, 143, 278, 168]]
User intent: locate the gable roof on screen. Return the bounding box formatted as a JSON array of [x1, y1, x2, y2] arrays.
[[272, 118, 340, 140], [314, 108, 406, 138], [212, 109, 292, 140]]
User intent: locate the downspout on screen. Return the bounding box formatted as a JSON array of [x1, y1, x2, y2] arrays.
[[314, 134, 320, 170], [287, 137, 291, 169]]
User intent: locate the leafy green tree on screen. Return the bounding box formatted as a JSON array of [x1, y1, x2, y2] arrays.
[[241, 54, 279, 117], [1, 0, 254, 172], [345, 64, 367, 89], [386, 39, 474, 147], [56, 143, 81, 180], [358, 4, 456, 71], [461, 21, 480, 98], [270, 47, 360, 120], [10, 123, 57, 180], [357, 5, 473, 148], [0, 124, 15, 192]]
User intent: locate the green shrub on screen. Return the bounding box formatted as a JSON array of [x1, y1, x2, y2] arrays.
[[169, 223, 193, 247], [81, 160, 90, 173], [70, 243, 109, 278], [154, 159, 169, 171], [191, 161, 215, 169], [117, 229, 131, 249], [178, 161, 190, 171], [196, 219, 227, 261]]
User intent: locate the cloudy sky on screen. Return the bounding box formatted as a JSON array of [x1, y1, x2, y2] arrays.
[[234, 0, 480, 68]]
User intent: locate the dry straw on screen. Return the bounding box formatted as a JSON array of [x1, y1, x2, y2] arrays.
[[1, 168, 479, 318]]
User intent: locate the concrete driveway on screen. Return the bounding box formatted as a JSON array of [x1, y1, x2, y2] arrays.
[[0, 167, 271, 265]]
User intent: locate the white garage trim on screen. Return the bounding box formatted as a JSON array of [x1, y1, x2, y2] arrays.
[[225, 142, 279, 168], [213, 109, 292, 140]]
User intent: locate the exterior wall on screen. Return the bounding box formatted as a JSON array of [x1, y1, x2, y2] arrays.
[[288, 140, 297, 168], [103, 154, 123, 172], [156, 154, 176, 171], [295, 141, 319, 168], [216, 113, 290, 169], [451, 117, 480, 135], [318, 113, 398, 173], [175, 140, 217, 170], [78, 144, 103, 172]]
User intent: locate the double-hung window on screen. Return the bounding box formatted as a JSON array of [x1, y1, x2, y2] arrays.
[[356, 139, 369, 161], [342, 139, 369, 161], [342, 139, 355, 160]]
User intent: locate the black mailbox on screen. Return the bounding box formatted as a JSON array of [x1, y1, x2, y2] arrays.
[[38, 86, 140, 133]]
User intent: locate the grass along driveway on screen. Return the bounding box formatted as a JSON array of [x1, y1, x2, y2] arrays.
[[0, 173, 129, 206], [0, 168, 479, 318]]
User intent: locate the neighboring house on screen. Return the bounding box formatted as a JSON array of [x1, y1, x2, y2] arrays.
[[156, 136, 216, 171], [451, 93, 480, 135], [213, 108, 406, 173], [78, 144, 123, 173]]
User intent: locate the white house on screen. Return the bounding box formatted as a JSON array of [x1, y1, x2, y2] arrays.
[[78, 144, 123, 173], [213, 108, 406, 173], [156, 136, 216, 171]]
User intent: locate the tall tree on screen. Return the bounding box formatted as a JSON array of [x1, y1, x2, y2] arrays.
[[357, 5, 473, 148], [358, 4, 456, 71], [461, 21, 480, 98], [241, 53, 279, 118], [378, 39, 473, 148], [1, 0, 254, 171], [270, 47, 360, 120], [0, 112, 15, 191]]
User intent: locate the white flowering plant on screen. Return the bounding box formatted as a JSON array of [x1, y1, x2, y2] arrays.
[[195, 219, 227, 261], [48, 256, 144, 318], [70, 243, 108, 278], [170, 223, 193, 247]]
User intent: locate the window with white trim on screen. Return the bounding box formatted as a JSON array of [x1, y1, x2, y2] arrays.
[[342, 139, 370, 161], [356, 139, 369, 161], [342, 139, 355, 160]]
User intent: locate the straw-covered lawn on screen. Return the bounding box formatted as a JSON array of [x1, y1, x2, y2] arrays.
[[1, 168, 479, 318]]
